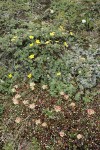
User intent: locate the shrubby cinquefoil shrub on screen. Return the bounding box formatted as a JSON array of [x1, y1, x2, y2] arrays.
[[0, 22, 99, 96]]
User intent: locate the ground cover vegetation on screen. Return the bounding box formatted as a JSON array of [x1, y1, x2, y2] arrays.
[[0, 0, 100, 149]]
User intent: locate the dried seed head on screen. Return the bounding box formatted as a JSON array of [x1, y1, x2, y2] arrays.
[[29, 103, 35, 109]]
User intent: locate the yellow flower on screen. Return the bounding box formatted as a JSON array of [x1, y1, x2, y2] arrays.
[[36, 39, 41, 44], [55, 41, 59, 43], [11, 36, 18, 42], [45, 40, 51, 44], [56, 72, 61, 76], [29, 35, 34, 39], [70, 32, 74, 36], [11, 38, 16, 42], [27, 73, 32, 78], [13, 36, 17, 39], [59, 25, 64, 31], [8, 74, 13, 78], [64, 42, 68, 47], [50, 32, 55, 36], [29, 54, 35, 59], [30, 43, 34, 47]]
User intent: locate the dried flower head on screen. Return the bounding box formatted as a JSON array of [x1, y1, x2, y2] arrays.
[[11, 88, 16, 93], [87, 109, 95, 115], [29, 103, 35, 109], [42, 122, 47, 127], [77, 134, 83, 139], [14, 85, 18, 89], [15, 117, 21, 123], [60, 91, 65, 96], [22, 100, 29, 105], [12, 98, 19, 105], [54, 105, 61, 112], [69, 102, 76, 107], [35, 119, 41, 125], [59, 131, 65, 137], [64, 94, 69, 100], [30, 82, 35, 87], [30, 86, 35, 90], [32, 119, 35, 122], [15, 94, 21, 99], [29, 82, 35, 90], [42, 85, 48, 90]]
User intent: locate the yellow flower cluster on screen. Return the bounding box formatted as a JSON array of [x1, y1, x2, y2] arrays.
[[29, 54, 35, 59], [29, 35, 34, 39], [27, 73, 32, 78], [11, 36, 18, 42], [50, 32, 55, 36], [8, 74, 13, 78], [30, 43, 34, 47], [45, 40, 51, 44], [36, 40, 41, 44], [56, 72, 61, 76], [70, 32, 74, 36], [64, 42, 68, 47]]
